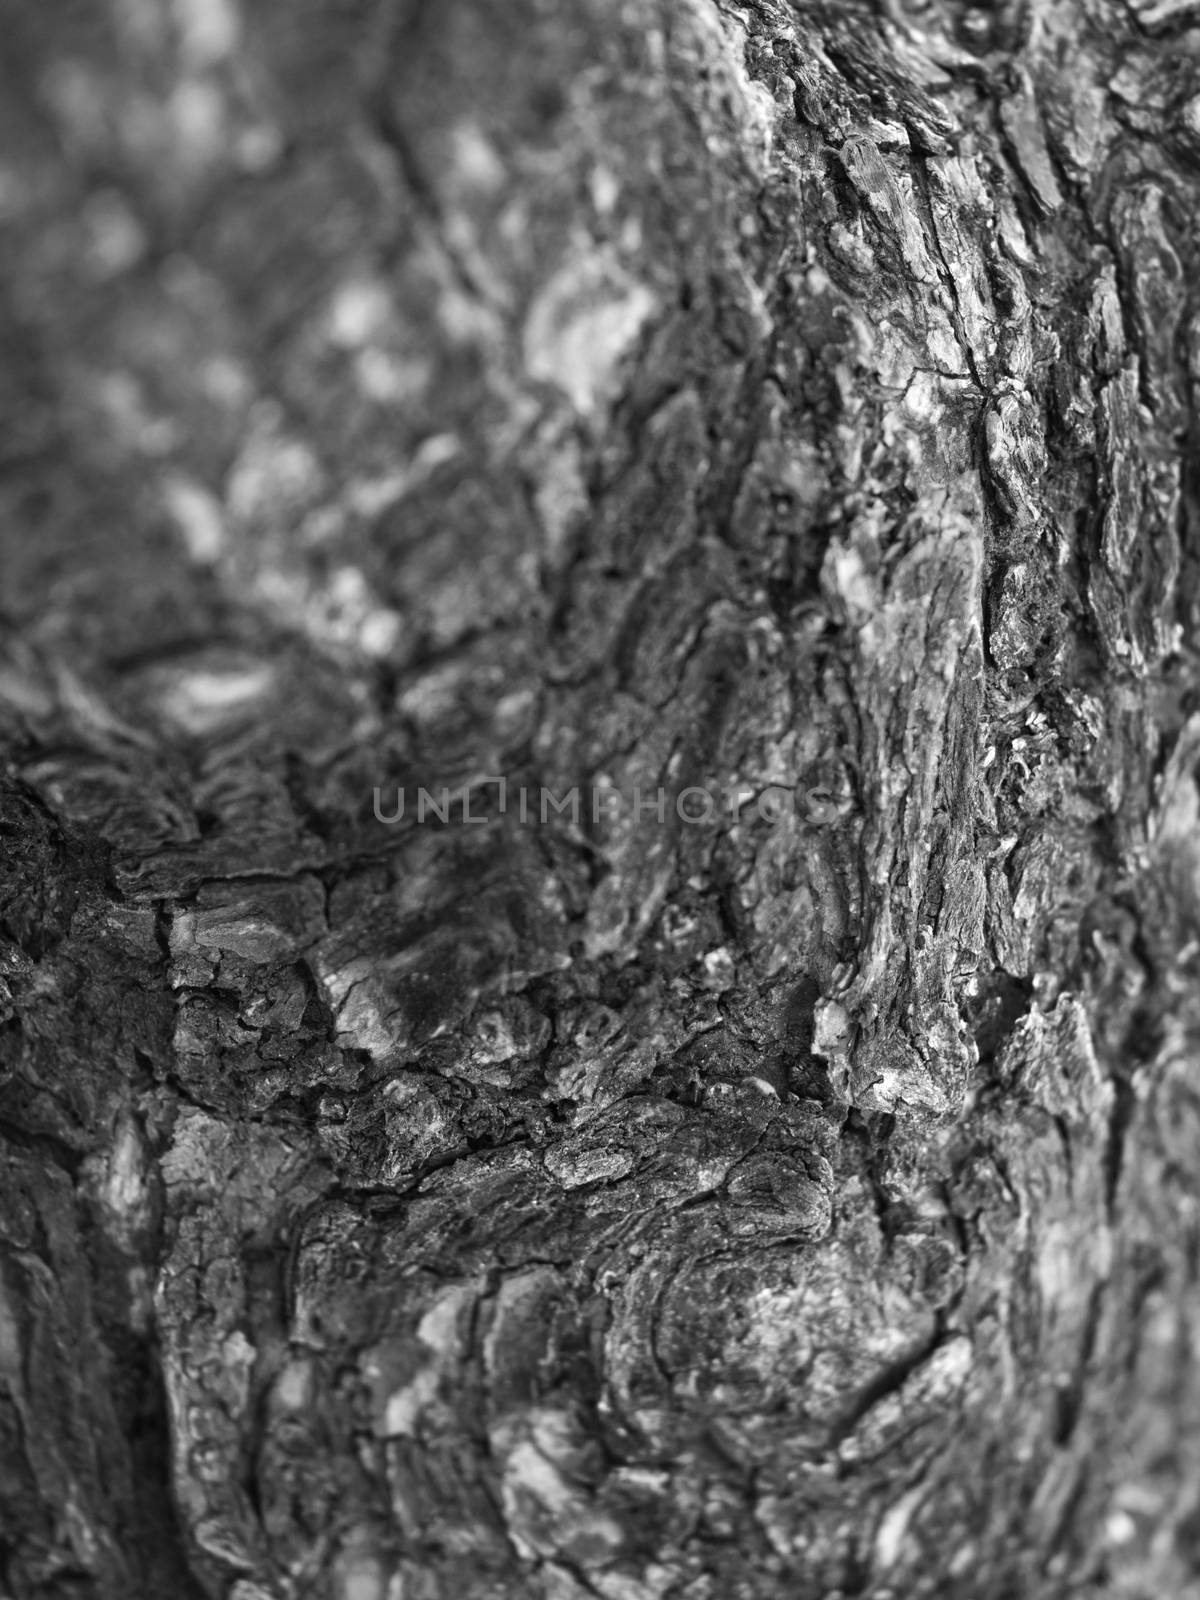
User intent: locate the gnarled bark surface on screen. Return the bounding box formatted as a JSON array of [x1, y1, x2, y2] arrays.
[[3, 0, 1200, 1595]]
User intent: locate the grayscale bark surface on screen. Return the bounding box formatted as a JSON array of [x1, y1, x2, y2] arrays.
[[2, 0, 1200, 1595]]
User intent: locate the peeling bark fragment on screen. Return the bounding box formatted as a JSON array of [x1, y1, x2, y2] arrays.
[[1110, 182, 1187, 424], [923, 152, 999, 377], [839, 133, 941, 285], [1128, 0, 1200, 31], [997, 68, 1065, 215], [1090, 361, 1181, 671], [171, 876, 326, 968]]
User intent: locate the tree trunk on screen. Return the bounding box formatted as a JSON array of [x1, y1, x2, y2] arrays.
[[2, 0, 1199, 1595]]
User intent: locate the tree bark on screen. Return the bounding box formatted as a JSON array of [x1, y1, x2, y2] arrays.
[[2, 0, 1200, 1595]]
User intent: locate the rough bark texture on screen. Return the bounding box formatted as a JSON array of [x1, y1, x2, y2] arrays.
[[3, 0, 1200, 1595]]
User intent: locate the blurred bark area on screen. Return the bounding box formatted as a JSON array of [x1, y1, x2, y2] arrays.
[[3, 0, 1200, 1595]]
